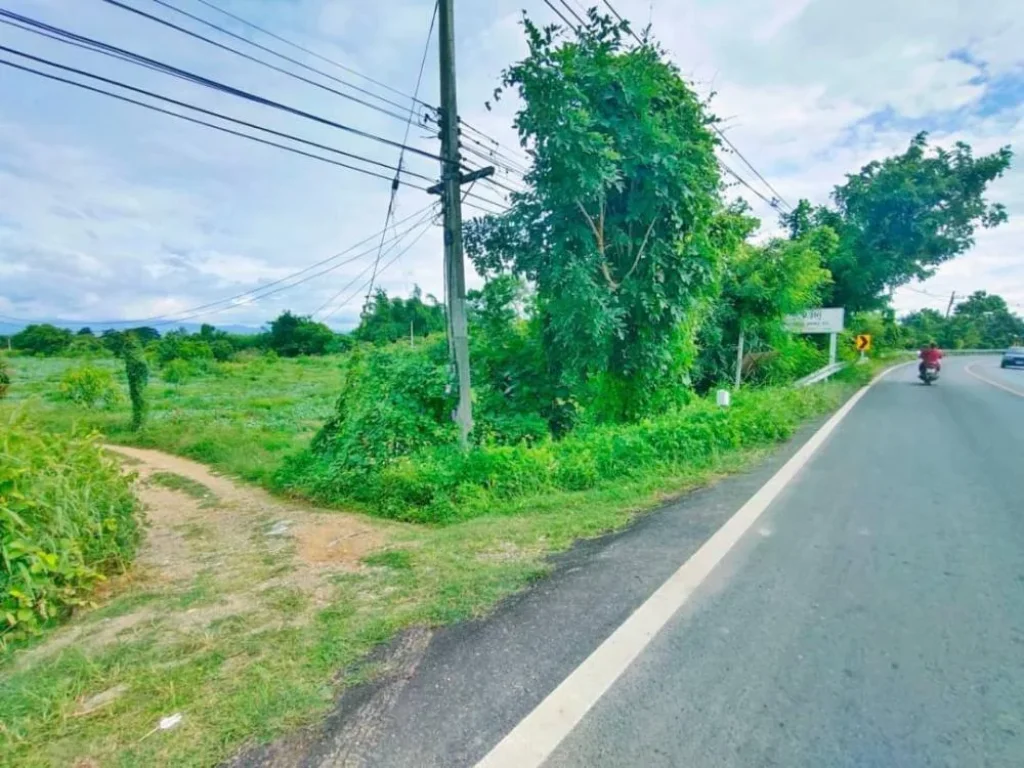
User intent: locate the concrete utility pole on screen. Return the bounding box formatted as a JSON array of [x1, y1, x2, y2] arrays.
[[436, 0, 493, 448], [438, 0, 472, 447], [945, 290, 956, 319]]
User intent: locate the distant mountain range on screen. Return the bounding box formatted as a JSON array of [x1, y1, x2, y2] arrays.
[[0, 320, 265, 336]]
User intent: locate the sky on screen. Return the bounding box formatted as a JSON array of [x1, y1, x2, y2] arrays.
[[0, 0, 1021, 331]]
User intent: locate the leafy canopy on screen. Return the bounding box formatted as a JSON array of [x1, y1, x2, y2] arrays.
[[466, 10, 724, 417], [783, 132, 1012, 312]]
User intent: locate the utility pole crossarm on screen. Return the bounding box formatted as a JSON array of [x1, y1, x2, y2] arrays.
[[426, 165, 494, 195]]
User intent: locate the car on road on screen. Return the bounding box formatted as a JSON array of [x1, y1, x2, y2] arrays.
[[1001, 346, 1024, 369]]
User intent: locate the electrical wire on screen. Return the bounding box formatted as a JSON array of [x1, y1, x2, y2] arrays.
[[0, 41, 434, 185], [555, 0, 588, 28], [0, 56, 429, 188], [314, 213, 435, 320], [601, 0, 643, 45], [189, 0, 435, 112], [28, 204, 439, 329], [150, 209, 440, 326], [542, 0, 582, 35], [713, 125, 791, 211], [364, 0, 437, 306], [320, 222, 436, 323], [101, 0, 422, 125], [0, 8, 447, 164]]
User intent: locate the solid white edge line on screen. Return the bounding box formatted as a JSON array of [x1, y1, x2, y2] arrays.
[[965, 362, 1024, 398], [474, 362, 910, 768]]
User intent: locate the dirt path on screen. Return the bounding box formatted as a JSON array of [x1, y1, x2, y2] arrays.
[[17, 446, 392, 670], [106, 444, 388, 583]]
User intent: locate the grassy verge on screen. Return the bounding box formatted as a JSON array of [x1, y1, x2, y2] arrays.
[[0, 355, 896, 766]]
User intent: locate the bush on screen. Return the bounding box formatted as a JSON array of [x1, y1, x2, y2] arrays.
[[210, 339, 234, 362], [1, 417, 141, 644], [56, 365, 122, 408], [0, 357, 9, 399], [283, 381, 852, 523], [162, 358, 194, 385]]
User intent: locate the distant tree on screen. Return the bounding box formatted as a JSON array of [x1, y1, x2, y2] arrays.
[[129, 327, 161, 345], [782, 133, 1012, 312], [267, 311, 335, 357], [353, 286, 445, 346], [77, 327, 94, 336], [11, 324, 73, 356], [155, 330, 213, 365], [899, 291, 1024, 349]]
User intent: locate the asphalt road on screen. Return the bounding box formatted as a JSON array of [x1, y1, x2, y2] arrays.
[[543, 357, 1024, 768]]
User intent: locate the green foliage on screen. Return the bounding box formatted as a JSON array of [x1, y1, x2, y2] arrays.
[[0, 357, 9, 399], [155, 330, 214, 365], [161, 358, 194, 385], [285, 383, 849, 524], [56, 365, 122, 409], [900, 291, 1024, 349], [782, 133, 1012, 311], [11, 324, 73, 356], [268, 310, 336, 357], [693, 215, 835, 390], [1, 417, 141, 644], [307, 340, 456, 472], [122, 336, 149, 431], [353, 286, 445, 346], [210, 339, 235, 362], [466, 11, 723, 417]]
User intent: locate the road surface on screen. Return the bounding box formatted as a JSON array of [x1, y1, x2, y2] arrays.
[[239, 356, 1024, 768], [536, 356, 1024, 767]]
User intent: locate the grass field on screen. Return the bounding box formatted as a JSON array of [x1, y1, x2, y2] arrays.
[[1, 353, 343, 484], [0, 352, 882, 766]]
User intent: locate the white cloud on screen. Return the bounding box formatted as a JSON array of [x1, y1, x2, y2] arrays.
[[0, 0, 1021, 329]]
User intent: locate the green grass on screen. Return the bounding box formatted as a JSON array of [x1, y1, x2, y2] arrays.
[[0, 352, 901, 766], [1, 354, 345, 485]]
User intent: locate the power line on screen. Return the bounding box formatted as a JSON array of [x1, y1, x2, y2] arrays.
[[153, 209, 439, 326], [717, 158, 780, 210], [597, 0, 789, 211], [542, 0, 582, 35], [189, 0, 435, 112], [0, 8, 447, 164], [100, 0, 424, 125], [315, 211, 436, 319], [364, 0, 437, 307], [13, 205, 438, 329], [713, 126, 791, 211], [0, 52, 432, 188], [0, 35, 435, 184], [555, 0, 588, 29]]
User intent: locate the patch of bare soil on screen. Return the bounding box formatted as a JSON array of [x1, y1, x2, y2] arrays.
[[18, 446, 391, 666]]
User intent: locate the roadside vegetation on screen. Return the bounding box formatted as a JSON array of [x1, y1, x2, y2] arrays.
[[0, 7, 1015, 767]]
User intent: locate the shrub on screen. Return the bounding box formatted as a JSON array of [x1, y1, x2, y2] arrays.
[[211, 339, 234, 362], [284, 381, 853, 523], [1, 417, 141, 644], [162, 358, 194, 385], [56, 365, 122, 408], [0, 357, 9, 399]]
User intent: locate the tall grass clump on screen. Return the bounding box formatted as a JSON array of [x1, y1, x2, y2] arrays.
[[1, 416, 141, 645]]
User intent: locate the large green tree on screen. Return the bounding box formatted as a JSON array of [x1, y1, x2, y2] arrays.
[[267, 311, 335, 357], [11, 324, 73, 356], [353, 286, 445, 346], [466, 11, 724, 418], [783, 133, 1012, 311]]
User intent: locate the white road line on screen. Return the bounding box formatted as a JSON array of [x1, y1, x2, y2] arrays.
[[475, 364, 907, 768], [965, 362, 1024, 398]]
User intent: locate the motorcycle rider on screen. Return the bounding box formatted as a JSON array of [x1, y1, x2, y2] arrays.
[[919, 341, 943, 376]]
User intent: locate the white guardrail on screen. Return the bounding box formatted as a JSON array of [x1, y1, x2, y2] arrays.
[[793, 349, 1008, 388], [794, 361, 846, 387]]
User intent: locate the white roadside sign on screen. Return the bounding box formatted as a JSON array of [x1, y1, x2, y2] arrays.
[[784, 308, 845, 334]]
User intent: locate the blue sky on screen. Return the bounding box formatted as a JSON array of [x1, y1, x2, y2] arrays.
[[0, 0, 1021, 329]]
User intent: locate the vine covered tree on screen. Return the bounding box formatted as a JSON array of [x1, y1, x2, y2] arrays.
[[466, 11, 724, 418]]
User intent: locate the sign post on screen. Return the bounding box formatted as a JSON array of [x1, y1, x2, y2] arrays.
[[784, 308, 846, 365], [855, 334, 872, 363]]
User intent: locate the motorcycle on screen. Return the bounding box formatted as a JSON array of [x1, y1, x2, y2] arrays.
[[919, 364, 940, 385]]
